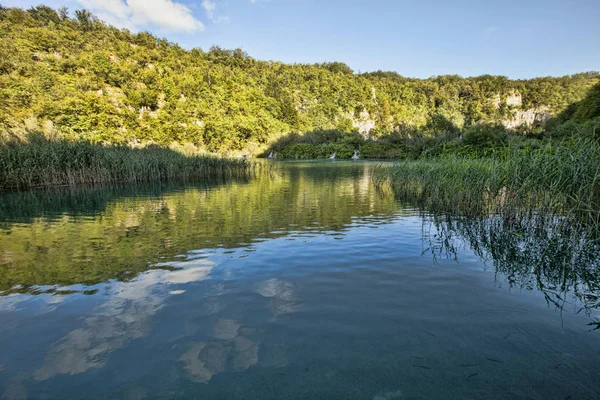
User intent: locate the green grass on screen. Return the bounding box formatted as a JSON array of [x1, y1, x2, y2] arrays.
[[377, 137, 600, 233], [0, 137, 259, 192]]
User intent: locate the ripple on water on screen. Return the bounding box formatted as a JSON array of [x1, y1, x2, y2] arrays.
[[0, 161, 599, 399]]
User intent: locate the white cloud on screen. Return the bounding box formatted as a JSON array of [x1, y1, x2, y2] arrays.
[[77, 0, 204, 32], [201, 0, 230, 24], [202, 0, 216, 19]]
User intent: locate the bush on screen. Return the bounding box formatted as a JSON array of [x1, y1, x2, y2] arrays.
[[462, 124, 508, 147]]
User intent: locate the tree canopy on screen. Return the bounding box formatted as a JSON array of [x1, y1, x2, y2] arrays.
[[1, 6, 598, 152]]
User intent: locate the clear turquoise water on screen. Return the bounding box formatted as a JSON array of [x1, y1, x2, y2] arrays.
[[0, 161, 598, 399]]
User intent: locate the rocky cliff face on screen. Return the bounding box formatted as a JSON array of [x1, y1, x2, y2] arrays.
[[500, 92, 552, 129], [504, 107, 552, 129], [351, 109, 377, 137], [342, 88, 555, 137]]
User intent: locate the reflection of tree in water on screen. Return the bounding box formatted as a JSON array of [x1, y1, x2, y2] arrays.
[[0, 163, 399, 294], [422, 213, 600, 328]]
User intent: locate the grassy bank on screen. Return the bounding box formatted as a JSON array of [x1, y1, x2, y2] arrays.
[[0, 137, 258, 192], [377, 134, 600, 232]]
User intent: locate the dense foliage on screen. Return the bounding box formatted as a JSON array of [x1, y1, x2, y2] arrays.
[[269, 82, 600, 159], [1, 6, 598, 154], [377, 85, 600, 235]]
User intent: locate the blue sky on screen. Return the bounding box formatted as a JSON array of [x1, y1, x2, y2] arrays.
[[4, 0, 599, 78]]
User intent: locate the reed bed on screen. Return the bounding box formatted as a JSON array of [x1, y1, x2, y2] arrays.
[[0, 138, 260, 192], [377, 137, 600, 233]]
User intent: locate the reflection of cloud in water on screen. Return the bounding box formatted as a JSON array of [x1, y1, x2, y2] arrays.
[[232, 336, 260, 372], [256, 279, 295, 300], [0, 295, 27, 313], [200, 296, 226, 315], [212, 318, 241, 340], [1, 381, 28, 400], [180, 280, 300, 383], [181, 318, 277, 384], [181, 341, 230, 384], [116, 261, 213, 301], [34, 258, 215, 381], [180, 336, 262, 384], [181, 318, 259, 384], [0, 291, 67, 315], [255, 278, 302, 317]]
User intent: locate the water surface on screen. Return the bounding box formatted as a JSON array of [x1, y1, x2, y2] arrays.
[[0, 161, 599, 399]]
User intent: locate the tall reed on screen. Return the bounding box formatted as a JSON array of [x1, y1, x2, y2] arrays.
[[377, 137, 600, 233], [0, 138, 260, 192]]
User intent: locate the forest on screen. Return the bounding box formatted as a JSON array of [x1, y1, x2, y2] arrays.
[[1, 5, 598, 155]]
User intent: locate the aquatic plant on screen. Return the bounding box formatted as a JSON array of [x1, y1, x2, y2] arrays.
[[377, 135, 600, 234], [0, 136, 260, 191]]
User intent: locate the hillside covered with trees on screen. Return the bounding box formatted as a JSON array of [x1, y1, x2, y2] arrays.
[[1, 5, 598, 153]]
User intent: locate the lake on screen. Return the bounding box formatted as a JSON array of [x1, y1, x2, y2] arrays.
[[0, 161, 598, 399]]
